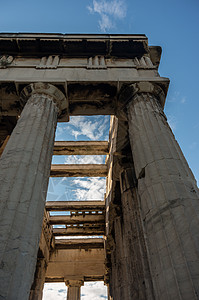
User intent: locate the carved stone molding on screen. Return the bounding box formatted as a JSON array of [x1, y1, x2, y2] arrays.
[[36, 56, 60, 69], [0, 55, 14, 68], [87, 56, 107, 69]]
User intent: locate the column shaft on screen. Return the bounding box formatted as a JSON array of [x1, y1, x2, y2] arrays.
[[111, 216, 129, 300], [67, 286, 81, 300], [29, 258, 47, 300], [66, 280, 83, 300], [120, 168, 154, 299], [127, 90, 199, 299], [0, 93, 57, 299]]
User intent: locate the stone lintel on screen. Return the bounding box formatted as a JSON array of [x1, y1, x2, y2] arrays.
[[45, 200, 105, 211], [0, 79, 169, 121], [49, 214, 104, 225], [50, 164, 107, 177], [53, 227, 105, 237], [53, 141, 109, 155], [45, 276, 104, 283], [55, 238, 104, 250], [45, 247, 105, 281]]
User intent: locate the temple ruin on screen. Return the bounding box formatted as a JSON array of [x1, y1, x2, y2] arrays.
[[0, 33, 199, 300]]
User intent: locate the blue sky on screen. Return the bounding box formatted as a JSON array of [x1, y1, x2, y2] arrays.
[[1, 0, 199, 299], [1, 0, 198, 183]]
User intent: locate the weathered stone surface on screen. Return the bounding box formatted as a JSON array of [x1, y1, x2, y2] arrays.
[[49, 214, 104, 225], [46, 200, 105, 211], [0, 89, 58, 299], [29, 258, 47, 300], [65, 279, 84, 300], [119, 167, 154, 300], [55, 238, 104, 250], [125, 82, 199, 299], [46, 248, 105, 281], [53, 141, 109, 155], [105, 116, 153, 299], [50, 164, 108, 177]]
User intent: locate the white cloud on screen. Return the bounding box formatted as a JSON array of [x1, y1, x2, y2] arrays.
[[67, 116, 109, 141], [181, 96, 186, 104], [43, 283, 66, 300], [43, 282, 107, 300], [81, 281, 107, 299], [88, 0, 126, 31], [167, 91, 187, 105], [55, 116, 110, 141], [189, 141, 197, 150], [99, 14, 114, 31], [73, 177, 106, 200], [64, 155, 105, 164]]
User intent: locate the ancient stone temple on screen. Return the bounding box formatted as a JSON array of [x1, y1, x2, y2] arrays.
[[0, 33, 199, 300]]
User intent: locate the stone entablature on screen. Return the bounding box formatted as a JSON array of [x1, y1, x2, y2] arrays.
[[1, 54, 156, 69], [0, 33, 167, 121]]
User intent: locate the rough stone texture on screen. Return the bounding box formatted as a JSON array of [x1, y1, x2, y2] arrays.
[[0, 92, 57, 299], [105, 116, 153, 299], [65, 280, 84, 300], [110, 215, 131, 300], [53, 141, 108, 155], [107, 168, 154, 300], [50, 163, 107, 177], [119, 168, 154, 299], [29, 258, 47, 300], [126, 82, 199, 299], [45, 248, 105, 282]]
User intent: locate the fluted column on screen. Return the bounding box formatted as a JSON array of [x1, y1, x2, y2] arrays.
[[122, 82, 199, 299], [65, 279, 84, 300], [29, 258, 47, 300], [0, 83, 66, 300], [119, 167, 154, 299], [110, 215, 129, 300]]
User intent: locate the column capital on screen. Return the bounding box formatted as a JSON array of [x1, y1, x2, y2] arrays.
[[119, 81, 166, 108], [20, 82, 68, 120], [65, 279, 84, 288]]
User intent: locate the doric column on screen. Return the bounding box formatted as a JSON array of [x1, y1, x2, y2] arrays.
[[0, 83, 66, 300], [119, 167, 154, 300], [29, 257, 47, 300], [121, 82, 199, 299], [65, 279, 84, 300], [109, 215, 129, 300]]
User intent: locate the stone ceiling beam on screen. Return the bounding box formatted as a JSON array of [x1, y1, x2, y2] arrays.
[[49, 214, 104, 225], [50, 164, 107, 177], [55, 238, 104, 249], [46, 200, 105, 211], [53, 227, 105, 236], [53, 141, 109, 155]]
